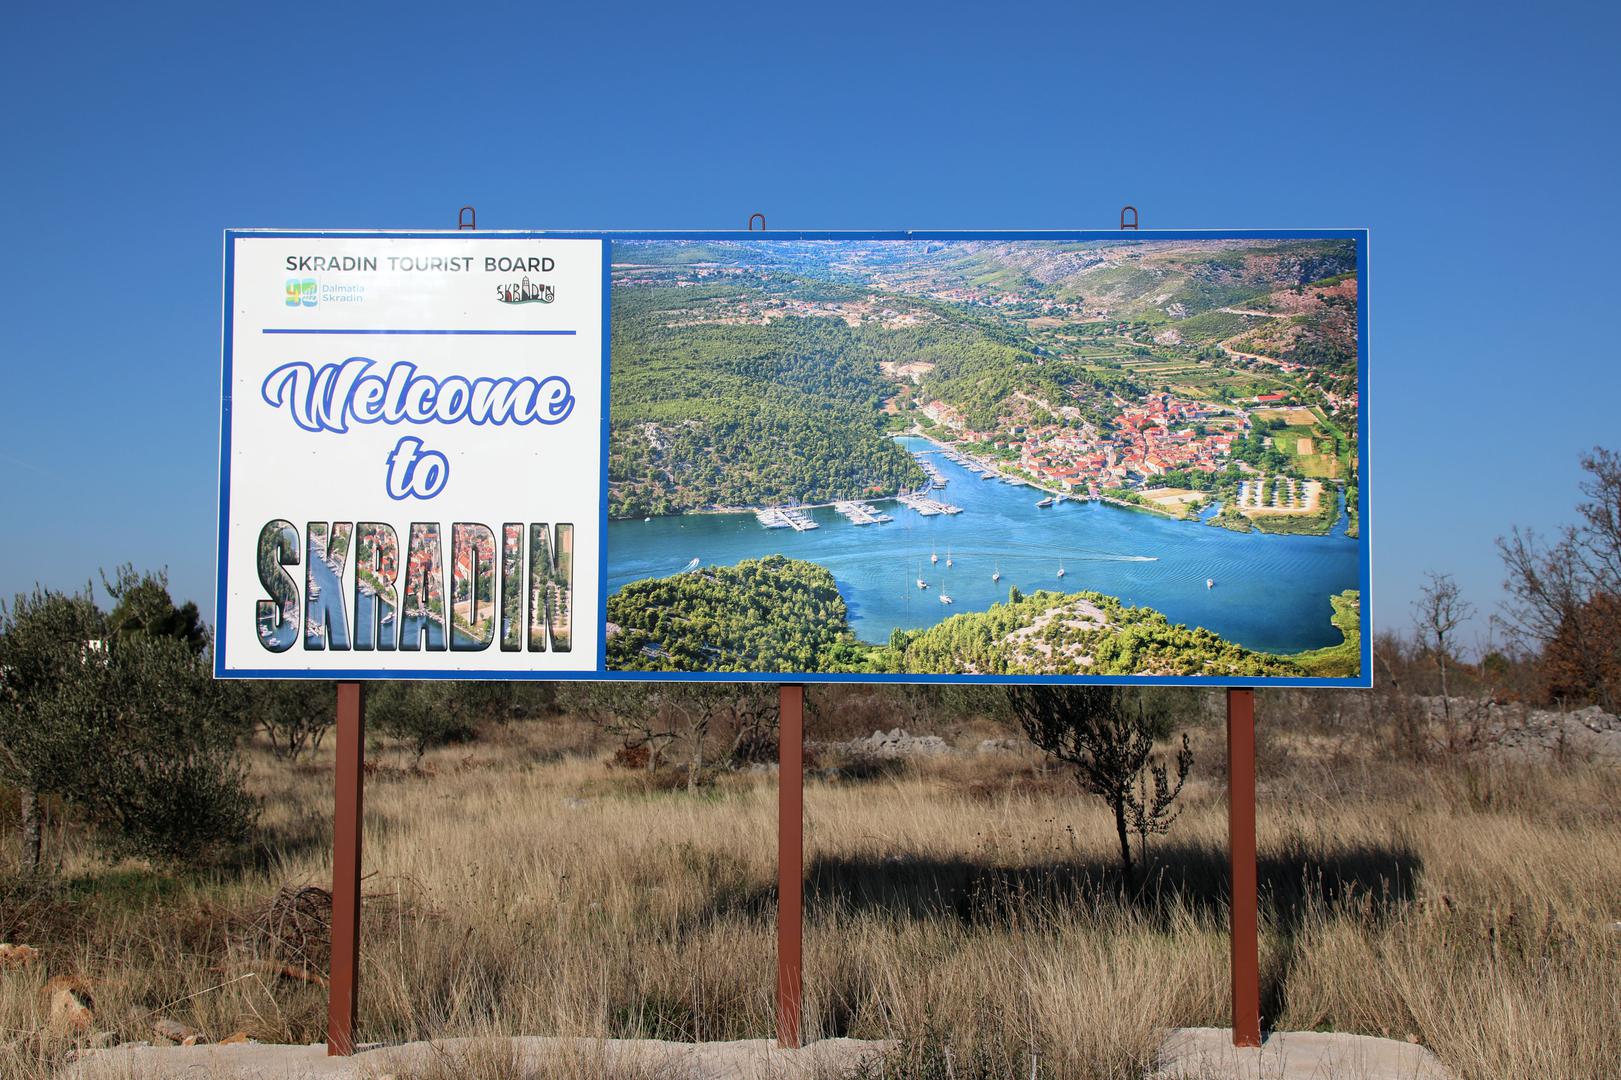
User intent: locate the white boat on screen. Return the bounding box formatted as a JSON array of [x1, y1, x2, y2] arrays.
[[681, 558, 700, 572], [1207, 578, 1214, 589], [930, 547, 939, 565], [916, 579, 929, 590], [939, 593, 954, 605], [992, 561, 1001, 583], [308, 582, 321, 601], [1037, 497, 1055, 508], [945, 548, 953, 568], [380, 610, 394, 626], [1057, 561, 1066, 579]]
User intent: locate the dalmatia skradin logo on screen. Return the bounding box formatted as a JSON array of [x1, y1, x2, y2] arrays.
[[496, 276, 554, 304]]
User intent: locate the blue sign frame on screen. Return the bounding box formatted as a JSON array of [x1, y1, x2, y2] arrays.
[[218, 229, 1371, 687]]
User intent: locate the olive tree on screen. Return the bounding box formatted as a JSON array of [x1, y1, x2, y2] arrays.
[[37, 634, 257, 863], [1, 575, 256, 868], [0, 584, 105, 870], [366, 681, 480, 764], [576, 684, 777, 789], [1008, 686, 1193, 891]]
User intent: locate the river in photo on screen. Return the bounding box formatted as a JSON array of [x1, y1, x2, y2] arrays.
[[607, 436, 1359, 655]]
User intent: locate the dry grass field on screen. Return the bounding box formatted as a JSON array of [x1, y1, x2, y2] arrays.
[[3, 692, 1619, 1079]]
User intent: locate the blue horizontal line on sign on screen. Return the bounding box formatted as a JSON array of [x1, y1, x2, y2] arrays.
[[260, 328, 577, 336]]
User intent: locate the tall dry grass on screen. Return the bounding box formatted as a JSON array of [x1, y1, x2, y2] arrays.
[[2, 710, 1619, 1079]]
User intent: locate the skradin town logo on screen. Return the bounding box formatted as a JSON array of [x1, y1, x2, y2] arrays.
[[285, 278, 318, 307], [496, 277, 554, 305]]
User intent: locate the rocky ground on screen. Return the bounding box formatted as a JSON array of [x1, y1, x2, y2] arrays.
[[1411, 697, 1621, 758], [59, 1029, 1455, 1080], [60, 1036, 892, 1079]]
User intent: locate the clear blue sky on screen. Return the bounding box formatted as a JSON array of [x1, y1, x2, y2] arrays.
[[2, 1, 1616, 650]]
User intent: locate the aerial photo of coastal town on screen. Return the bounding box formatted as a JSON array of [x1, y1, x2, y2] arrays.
[[603, 237, 1364, 679]]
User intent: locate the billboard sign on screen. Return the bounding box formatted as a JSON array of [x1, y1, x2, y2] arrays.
[[218, 230, 1369, 686]]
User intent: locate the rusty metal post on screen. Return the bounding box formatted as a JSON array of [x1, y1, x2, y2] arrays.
[[776, 683, 804, 1048], [1227, 687, 1261, 1047], [327, 681, 366, 1055]]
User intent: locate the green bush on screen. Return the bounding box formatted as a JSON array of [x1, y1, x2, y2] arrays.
[[39, 637, 257, 863], [1, 575, 257, 868], [366, 682, 481, 762]]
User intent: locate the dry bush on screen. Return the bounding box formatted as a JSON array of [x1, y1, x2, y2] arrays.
[[234, 882, 332, 982]]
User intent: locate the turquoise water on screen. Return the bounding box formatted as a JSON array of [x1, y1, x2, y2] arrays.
[[607, 436, 1361, 655]]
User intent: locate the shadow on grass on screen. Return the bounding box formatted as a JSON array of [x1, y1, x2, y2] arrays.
[[803, 839, 1416, 922], [681, 835, 1417, 1037], [788, 837, 1421, 1034]]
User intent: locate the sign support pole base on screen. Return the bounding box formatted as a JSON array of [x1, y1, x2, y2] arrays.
[[327, 681, 366, 1056], [776, 683, 804, 1049], [1227, 687, 1261, 1048]]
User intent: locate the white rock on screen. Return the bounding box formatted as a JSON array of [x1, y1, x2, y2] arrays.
[[1153, 1027, 1452, 1080]]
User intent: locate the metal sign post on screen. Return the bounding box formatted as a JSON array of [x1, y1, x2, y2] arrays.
[[327, 681, 366, 1055], [1227, 688, 1261, 1046], [776, 683, 804, 1048]]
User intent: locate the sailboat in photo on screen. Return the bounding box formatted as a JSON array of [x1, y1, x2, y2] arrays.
[[992, 561, 1001, 583]]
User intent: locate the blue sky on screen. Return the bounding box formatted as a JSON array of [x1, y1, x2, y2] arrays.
[[1, 1, 1616, 650]]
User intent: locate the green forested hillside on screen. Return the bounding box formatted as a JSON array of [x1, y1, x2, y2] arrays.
[[606, 555, 856, 672], [608, 284, 1092, 517], [608, 291, 925, 517], [877, 589, 1310, 677], [608, 554, 1361, 679]]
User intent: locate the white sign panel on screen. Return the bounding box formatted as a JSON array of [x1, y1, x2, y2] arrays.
[[217, 232, 606, 677]]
